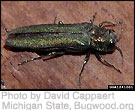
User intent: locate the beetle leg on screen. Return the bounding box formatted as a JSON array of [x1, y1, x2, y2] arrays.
[[18, 55, 42, 65], [1, 80, 5, 86], [1, 80, 7, 89], [1, 22, 9, 33], [43, 51, 65, 61], [115, 46, 124, 64], [54, 16, 57, 24], [18, 52, 65, 65], [117, 28, 124, 42], [99, 21, 115, 27], [54, 17, 63, 25], [99, 21, 122, 27], [92, 12, 97, 23], [79, 51, 91, 88], [95, 53, 121, 73], [89, 12, 97, 25]]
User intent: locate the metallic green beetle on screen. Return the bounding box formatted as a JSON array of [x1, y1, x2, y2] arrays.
[[5, 13, 123, 88]]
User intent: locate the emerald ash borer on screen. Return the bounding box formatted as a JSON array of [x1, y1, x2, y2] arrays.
[[5, 13, 123, 88]]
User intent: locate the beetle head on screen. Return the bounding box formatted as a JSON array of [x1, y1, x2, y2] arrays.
[[89, 26, 117, 52]]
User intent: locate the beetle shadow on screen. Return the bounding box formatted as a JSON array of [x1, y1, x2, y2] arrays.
[[4, 44, 114, 62]]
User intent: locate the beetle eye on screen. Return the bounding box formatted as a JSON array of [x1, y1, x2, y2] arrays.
[[109, 40, 115, 48]]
